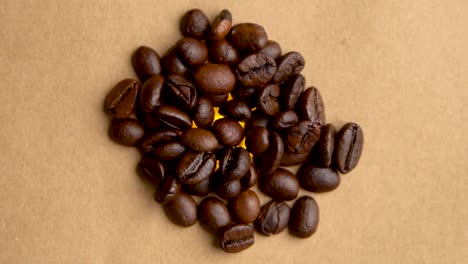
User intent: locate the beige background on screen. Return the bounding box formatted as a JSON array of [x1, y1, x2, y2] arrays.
[[1, 0, 467, 263]]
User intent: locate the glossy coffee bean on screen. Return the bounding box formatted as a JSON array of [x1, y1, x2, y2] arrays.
[[218, 100, 251, 121], [208, 39, 239, 65], [229, 190, 260, 224], [109, 118, 145, 146], [258, 40, 282, 59], [212, 118, 244, 147], [193, 97, 215, 129], [219, 224, 255, 253], [198, 197, 231, 233], [194, 64, 236, 95], [139, 75, 164, 113], [140, 113, 162, 129], [241, 164, 258, 190], [258, 133, 284, 175], [298, 87, 325, 126], [273, 110, 298, 130], [132, 46, 162, 82], [289, 196, 319, 238], [231, 85, 257, 107], [229, 23, 268, 51], [180, 9, 210, 40], [245, 126, 269, 156], [260, 168, 299, 201], [176, 151, 216, 184], [161, 47, 188, 76], [207, 93, 229, 107], [244, 110, 269, 132], [220, 147, 251, 180], [163, 192, 197, 227], [254, 201, 290, 236], [280, 149, 311, 166], [216, 179, 242, 200], [139, 156, 167, 185], [165, 75, 197, 111], [297, 163, 340, 192], [334, 123, 364, 174], [154, 174, 180, 204], [287, 121, 321, 154], [281, 74, 305, 110], [181, 128, 219, 152], [154, 142, 186, 161], [236, 52, 277, 87], [257, 84, 280, 116], [176, 38, 208, 66], [183, 175, 211, 197], [105, 79, 140, 118], [153, 106, 192, 130], [316, 124, 335, 167], [273, 51, 305, 83], [210, 9, 232, 40], [139, 129, 180, 154]]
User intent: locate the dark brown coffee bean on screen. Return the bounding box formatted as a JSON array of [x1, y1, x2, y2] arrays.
[[257, 83, 280, 116], [220, 147, 251, 180], [273, 51, 305, 83], [176, 37, 208, 66], [153, 106, 192, 130], [258, 133, 284, 175], [231, 85, 257, 107], [198, 197, 231, 233], [208, 39, 239, 65], [241, 164, 258, 190], [105, 79, 140, 118], [183, 175, 211, 197], [289, 196, 319, 238], [297, 164, 340, 192], [161, 47, 188, 76], [229, 23, 268, 51], [316, 124, 336, 167], [180, 9, 210, 40], [212, 118, 244, 147], [210, 9, 232, 40], [194, 64, 236, 95], [273, 110, 298, 130], [245, 126, 269, 156], [219, 100, 252, 121], [154, 174, 180, 204], [181, 128, 219, 152], [260, 168, 299, 201], [216, 179, 242, 200], [206, 93, 229, 107], [165, 75, 197, 111], [163, 192, 197, 227], [254, 201, 290, 236], [109, 118, 145, 146], [236, 52, 277, 87], [176, 151, 216, 184], [287, 121, 321, 154], [334, 123, 364, 174], [139, 75, 164, 113], [258, 40, 282, 59], [140, 113, 162, 129], [139, 129, 180, 154], [244, 110, 269, 132], [154, 142, 186, 161], [132, 46, 162, 82], [193, 97, 215, 129], [229, 190, 260, 224], [280, 150, 311, 166], [138, 156, 167, 185], [298, 87, 325, 126], [219, 224, 255, 253], [281, 74, 305, 110]]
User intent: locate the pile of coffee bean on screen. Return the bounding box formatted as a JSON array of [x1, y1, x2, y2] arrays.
[[104, 8, 364, 253]]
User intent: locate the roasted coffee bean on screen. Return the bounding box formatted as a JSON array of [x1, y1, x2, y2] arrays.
[[181, 128, 218, 152], [165, 75, 197, 111], [273, 110, 298, 130], [254, 201, 290, 236], [206, 93, 229, 107], [334, 123, 364, 174], [245, 126, 269, 156], [228, 190, 260, 224], [194, 64, 236, 95], [280, 150, 311, 166], [193, 97, 215, 129], [236, 52, 277, 87], [139, 75, 164, 113], [289, 196, 319, 238], [297, 163, 340, 192], [231, 85, 257, 107], [258, 40, 282, 59], [216, 179, 242, 200], [163, 192, 197, 227], [180, 9, 210, 40], [316, 124, 335, 167], [109, 118, 145, 146], [198, 196, 231, 233], [258, 133, 284, 175], [219, 224, 254, 253], [260, 168, 299, 201], [229, 23, 268, 51], [154, 142, 186, 161], [161, 47, 188, 76], [139, 129, 180, 153], [153, 106, 192, 130], [138, 156, 167, 185], [241, 164, 259, 190], [176, 151, 216, 184], [287, 121, 321, 154], [154, 174, 180, 204], [132, 46, 162, 82], [208, 39, 239, 65], [220, 147, 251, 180], [219, 100, 252, 121], [212, 118, 244, 147], [281, 74, 305, 110], [244, 110, 269, 132], [298, 87, 325, 126], [176, 38, 208, 66], [105, 79, 140, 118], [257, 84, 280, 116], [273, 51, 305, 84], [140, 113, 162, 129], [183, 175, 211, 197], [210, 9, 232, 40]]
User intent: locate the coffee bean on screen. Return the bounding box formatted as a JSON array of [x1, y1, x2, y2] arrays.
[[193, 97, 215, 129], [219, 100, 252, 121], [273, 51, 305, 83], [229, 23, 268, 51], [258, 133, 284, 175], [206, 93, 229, 107], [154, 142, 186, 161], [212, 118, 244, 147], [231, 85, 257, 107], [154, 174, 180, 204], [139, 129, 180, 154], [181, 128, 219, 152], [176, 38, 208, 66], [257, 83, 280, 116], [220, 147, 251, 180], [244, 110, 269, 132], [258, 40, 282, 59], [280, 149, 311, 166], [241, 164, 258, 190], [215, 179, 242, 200], [273, 110, 298, 130], [219, 224, 255, 253], [208, 39, 239, 65], [161, 46, 188, 76], [180, 9, 210, 40], [176, 151, 216, 184], [245, 126, 269, 156], [132, 46, 162, 82], [138, 156, 167, 185], [297, 164, 340, 192], [286, 121, 321, 154], [298, 87, 325, 126], [109, 118, 145, 146], [163, 192, 197, 227], [198, 196, 231, 233], [316, 124, 335, 167], [153, 105, 192, 130], [183, 175, 211, 197], [105, 79, 140, 118], [140, 113, 162, 129], [260, 168, 299, 201], [139, 75, 164, 113], [210, 9, 232, 40], [334, 122, 363, 174], [236, 52, 277, 87], [194, 64, 236, 95], [254, 201, 290, 236], [165, 75, 197, 111], [289, 196, 319, 238], [281, 74, 305, 110], [228, 190, 260, 224]]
